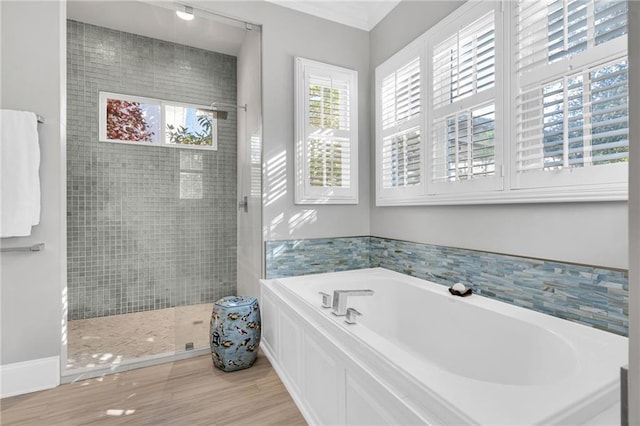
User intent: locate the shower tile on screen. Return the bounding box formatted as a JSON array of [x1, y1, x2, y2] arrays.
[[67, 20, 237, 320]]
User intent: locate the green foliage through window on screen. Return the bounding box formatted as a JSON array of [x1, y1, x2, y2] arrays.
[[166, 113, 214, 146], [308, 138, 344, 187], [309, 85, 341, 129]]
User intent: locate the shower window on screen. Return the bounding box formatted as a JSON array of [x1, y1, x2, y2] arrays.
[[99, 92, 161, 144], [165, 103, 216, 149], [99, 91, 218, 150]]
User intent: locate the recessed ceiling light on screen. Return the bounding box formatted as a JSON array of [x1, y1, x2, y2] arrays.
[[176, 5, 194, 21]]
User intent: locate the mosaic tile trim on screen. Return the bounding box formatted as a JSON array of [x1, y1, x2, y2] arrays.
[[264, 236, 629, 336], [369, 237, 628, 336], [265, 237, 371, 279]]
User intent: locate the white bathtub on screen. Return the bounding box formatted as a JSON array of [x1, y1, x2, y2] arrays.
[[260, 268, 628, 425]]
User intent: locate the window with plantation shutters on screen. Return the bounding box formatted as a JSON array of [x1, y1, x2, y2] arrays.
[[429, 5, 503, 195], [513, 0, 629, 191], [373, 0, 628, 206], [376, 44, 425, 204], [294, 57, 358, 204]]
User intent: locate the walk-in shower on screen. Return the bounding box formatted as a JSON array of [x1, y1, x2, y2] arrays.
[[63, 1, 262, 377]]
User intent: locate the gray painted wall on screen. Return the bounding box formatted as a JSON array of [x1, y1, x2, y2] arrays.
[[368, 1, 628, 270], [1, 1, 65, 365], [66, 21, 238, 319], [197, 1, 372, 242]]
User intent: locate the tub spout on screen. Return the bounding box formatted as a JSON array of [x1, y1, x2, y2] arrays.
[[332, 290, 374, 316]]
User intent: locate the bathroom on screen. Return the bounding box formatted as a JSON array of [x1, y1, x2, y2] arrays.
[[0, 0, 638, 424]]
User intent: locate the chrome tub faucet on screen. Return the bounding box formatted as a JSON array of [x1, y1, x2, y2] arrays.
[[331, 289, 374, 316]]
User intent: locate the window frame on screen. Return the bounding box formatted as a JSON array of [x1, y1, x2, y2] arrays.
[[99, 91, 218, 151], [374, 0, 628, 206], [294, 57, 359, 205]]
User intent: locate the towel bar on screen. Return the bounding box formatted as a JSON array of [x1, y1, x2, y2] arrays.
[[36, 115, 44, 123], [1, 243, 45, 253]]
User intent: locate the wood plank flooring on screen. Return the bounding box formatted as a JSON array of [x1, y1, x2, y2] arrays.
[[1, 353, 306, 425]]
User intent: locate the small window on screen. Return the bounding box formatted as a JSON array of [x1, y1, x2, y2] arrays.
[[165, 103, 217, 149], [100, 93, 161, 144], [294, 57, 358, 204], [99, 92, 218, 151]]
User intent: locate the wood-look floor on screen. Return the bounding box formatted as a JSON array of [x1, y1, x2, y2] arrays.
[[1, 353, 306, 426]]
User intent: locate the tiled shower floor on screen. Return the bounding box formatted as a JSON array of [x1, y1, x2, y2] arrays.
[[66, 303, 213, 370]]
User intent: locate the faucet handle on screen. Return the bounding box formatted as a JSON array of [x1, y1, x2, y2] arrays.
[[318, 292, 332, 308], [345, 307, 361, 324]]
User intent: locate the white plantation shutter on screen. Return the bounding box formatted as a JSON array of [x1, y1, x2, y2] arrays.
[[432, 103, 496, 182], [382, 128, 421, 188], [307, 74, 351, 188], [381, 56, 421, 189], [513, 0, 628, 190], [594, 1, 628, 44], [295, 58, 358, 204], [516, 59, 628, 171], [429, 4, 503, 195], [432, 12, 495, 110], [516, 0, 628, 73], [382, 57, 421, 128], [376, 45, 425, 204]]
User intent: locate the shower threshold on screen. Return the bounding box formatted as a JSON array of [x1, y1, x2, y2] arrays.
[[63, 303, 212, 382]]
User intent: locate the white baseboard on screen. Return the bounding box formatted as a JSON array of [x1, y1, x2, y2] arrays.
[[0, 356, 60, 398]]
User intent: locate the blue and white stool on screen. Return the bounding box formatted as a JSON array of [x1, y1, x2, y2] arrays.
[[210, 296, 261, 372]]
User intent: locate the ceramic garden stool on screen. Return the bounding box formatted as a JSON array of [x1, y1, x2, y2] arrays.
[[210, 296, 261, 372]]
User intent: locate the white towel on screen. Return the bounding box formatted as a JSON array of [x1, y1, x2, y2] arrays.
[[0, 109, 41, 237]]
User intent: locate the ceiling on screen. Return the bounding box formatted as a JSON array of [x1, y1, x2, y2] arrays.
[[265, 1, 401, 31], [67, 1, 248, 56], [66, 0, 400, 56]]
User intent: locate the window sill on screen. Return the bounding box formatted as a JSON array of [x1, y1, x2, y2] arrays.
[[376, 184, 628, 206]]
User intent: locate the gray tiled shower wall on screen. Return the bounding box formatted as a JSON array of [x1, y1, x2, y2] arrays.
[[67, 20, 237, 320], [265, 237, 629, 336]]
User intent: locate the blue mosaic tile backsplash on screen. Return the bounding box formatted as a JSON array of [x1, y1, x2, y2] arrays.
[[266, 237, 371, 279], [265, 236, 629, 336]]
